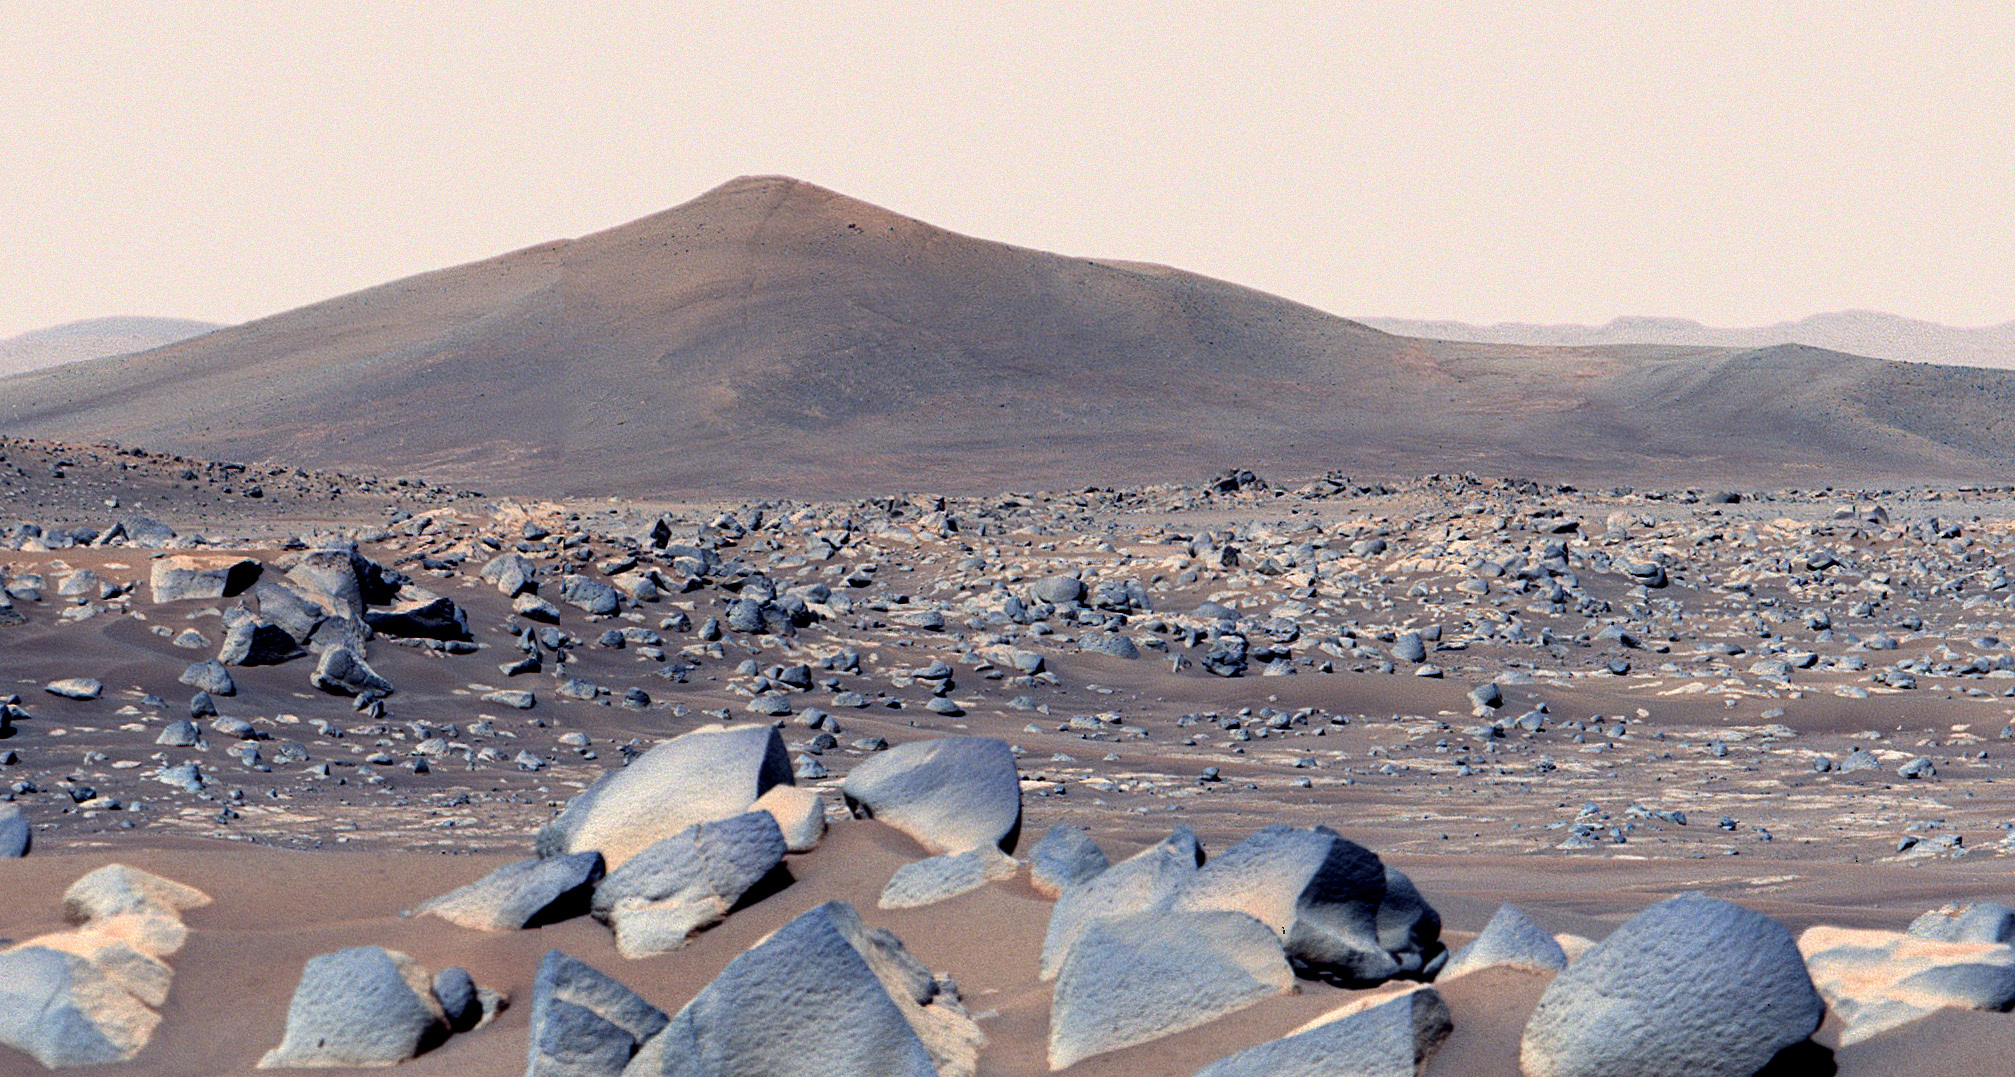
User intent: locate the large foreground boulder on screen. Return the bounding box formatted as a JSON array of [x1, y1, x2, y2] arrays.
[[1041, 826, 1203, 980], [257, 946, 448, 1068], [417, 851, 606, 932], [537, 724, 793, 869], [842, 736, 1021, 855], [1191, 985, 1452, 1077], [149, 555, 261, 603], [592, 812, 787, 958], [0, 947, 161, 1067], [1801, 917, 2015, 1045], [1521, 893, 1823, 1077], [621, 901, 984, 1077], [1029, 824, 1108, 899], [1438, 904, 1568, 980], [63, 863, 213, 957], [526, 951, 669, 1077], [1048, 910, 1294, 1070]]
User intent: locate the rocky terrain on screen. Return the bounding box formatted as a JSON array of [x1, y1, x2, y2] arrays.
[[3, 442, 2014, 1075]]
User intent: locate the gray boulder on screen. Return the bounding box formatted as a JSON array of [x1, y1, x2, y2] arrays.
[[1031, 575, 1085, 606], [482, 553, 539, 596], [620, 901, 983, 1077], [257, 946, 447, 1068], [559, 575, 621, 615], [842, 736, 1021, 855], [878, 846, 1019, 910], [538, 724, 793, 869], [1029, 824, 1109, 899], [526, 951, 670, 1077], [1391, 631, 1428, 664], [1190, 985, 1452, 1077], [365, 595, 470, 640], [1041, 826, 1204, 980], [285, 550, 367, 618], [149, 555, 260, 603], [44, 677, 103, 700], [1048, 910, 1293, 1070], [418, 851, 606, 931], [1077, 632, 1141, 659], [0, 946, 160, 1067], [178, 659, 236, 697], [253, 579, 328, 641], [310, 646, 393, 697], [432, 967, 480, 1032], [1439, 904, 1569, 980], [220, 619, 304, 665], [1907, 902, 2015, 944], [1173, 825, 1443, 983], [0, 802, 27, 857], [1521, 893, 1823, 1077], [592, 812, 788, 958]]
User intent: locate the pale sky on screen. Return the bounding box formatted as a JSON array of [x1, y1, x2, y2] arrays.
[[3, 2, 2012, 339]]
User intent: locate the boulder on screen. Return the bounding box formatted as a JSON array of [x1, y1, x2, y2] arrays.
[[432, 967, 480, 1031], [1048, 910, 1294, 1070], [178, 658, 236, 696], [1438, 904, 1568, 980], [1190, 985, 1452, 1077], [1801, 922, 2015, 1045], [879, 846, 1020, 910], [310, 646, 393, 697], [526, 951, 669, 1077], [20, 926, 173, 1008], [365, 594, 470, 640], [559, 575, 621, 615], [1077, 632, 1141, 659], [620, 901, 984, 1077], [0, 802, 27, 857], [482, 553, 539, 597], [1172, 825, 1442, 983], [537, 724, 793, 869], [1041, 826, 1204, 980], [417, 851, 606, 931], [253, 579, 328, 641], [149, 555, 261, 603], [751, 784, 826, 853], [220, 619, 305, 666], [63, 864, 212, 957], [1029, 824, 1109, 899], [44, 677, 103, 700], [285, 550, 368, 618], [1031, 575, 1085, 606], [593, 812, 787, 958], [258, 946, 447, 1068], [1521, 893, 1823, 1077], [1907, 902, 2015, 944], [0, 946, 161, 1067], [842, 736, 1022, 855]]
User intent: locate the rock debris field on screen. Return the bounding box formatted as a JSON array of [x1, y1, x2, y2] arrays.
[[2, 442, 2014, 1075]]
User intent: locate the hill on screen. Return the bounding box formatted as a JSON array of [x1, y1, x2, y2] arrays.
[[1, 177, 2012, 496], [0, 316, 221, 378]]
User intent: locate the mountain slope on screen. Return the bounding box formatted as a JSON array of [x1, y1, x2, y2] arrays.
[[1362, 312, 2015, 369], [0, 317, 222, 378], [1, 177, 2012, 495]]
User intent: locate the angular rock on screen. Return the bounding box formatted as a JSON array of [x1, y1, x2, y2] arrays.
[[537, 724, 793, 869], [482, 553, 539, 597], [220, 619, 305, 666], [842, 736, 1021, 855], [365, 594, 470, 640], [1191, 985, 1452, 1077], [253, 579, 328, 641], [526, 951, 669, 1077], [1041, 826, 1205, 980], [879, 846, 1020, 910], [1802, 922, 2015, 1044], [63, 864, 212, 957], [44, 677, 103, 700], [620, 902, 983, 1077], [1077, 631, 1140, 659], [1439, 904, 1569, 980], [592, 812, 787, 958], [1522, 893, 1823, 1077], [178, 658, 236, 697], [1908, 902, 2015, 944], [418, 851, 606, 932], [1049, 910, 1293, 1070], [0, 802, 27, 857], [149, 555, 260, 603], [751, 784, 825, 853], [310, 646, 393, 697], [0, 946, 161, 1067], [559, 575, 621, 615], [258, 946, 446, 1068], [1029, 824, 1109, 900]]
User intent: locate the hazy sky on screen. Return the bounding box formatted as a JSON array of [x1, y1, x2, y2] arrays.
[[3, 3, 2012, 339]]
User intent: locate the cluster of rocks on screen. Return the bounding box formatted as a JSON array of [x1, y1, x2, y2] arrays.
[[258, 946, 503, 1068], [0, 864, 209, 1067]]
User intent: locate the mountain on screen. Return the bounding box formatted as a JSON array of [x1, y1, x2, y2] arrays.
[[1362, 312, 2015, 369], [0, 317, 222, 378], [2, 177, 2014, 496]]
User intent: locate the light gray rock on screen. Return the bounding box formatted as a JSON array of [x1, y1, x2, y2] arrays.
[[1041, 826, 1204, 980], [1521, 893, 1823, 1077], [418, 851, 606, 932], [1029, 824, 1109, 899], [0, 802, 27, 857], [257, 946, 446, 1068], [1173, 825, 1442, 983], [1190, 985, 1452, 1077], [1077, 631, 1141, 659], [842, 736, 1021, 855], [619, 901, 983, 1077], [149, 555, 260, 603], [1391, 631, 1428, 664], [1048, 910, 1294, 1070], [593, 812, 788, 958], [253, 579, 328, 641], [44, 677, 103, 700], [482, 553, 539, 597], [1031, 575, 1085, 606], [310, 645, 393, 697], [62, 864, 212, 957], [538, 724, 793, 870], [751, 784, 825, 853], [432, 966, 479, 1031], [286, 550, 366, 618], [1908, 902, 2015, 944], [0, 946, 160, 1067], [1439, 904, 1569, 979], [559, 575, 621, 615], [878, 846, 1019, 909], [1801, 922, 2015, 1045], [526, 951, 670, 1077], [178, 658, 236, 696]]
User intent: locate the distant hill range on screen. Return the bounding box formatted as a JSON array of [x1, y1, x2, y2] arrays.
[[0, 317, 222, 379], [1362, 313, 2015, 370], [2, 177, 2013, 497]]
